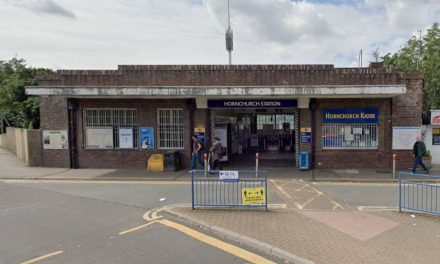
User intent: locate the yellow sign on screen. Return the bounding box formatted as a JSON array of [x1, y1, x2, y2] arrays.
[[194, 127, 205, 133], [242, 188, 266, 205], [301, 127, 312, 133]]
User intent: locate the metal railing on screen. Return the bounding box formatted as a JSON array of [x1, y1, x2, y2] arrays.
[[399, 172, 440, 216], [191, 170, 268, 210]]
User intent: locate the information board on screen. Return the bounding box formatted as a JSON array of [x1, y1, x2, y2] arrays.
[[392, 127, 421, 150], [300, 128, 312, 144], [433, 127, 440, 145], [43, 130, 68, 149], [194, 127, 205, 146], [140, 127, 154, 149], [119, 128, 133, 149], [86, 127, 113, 149]]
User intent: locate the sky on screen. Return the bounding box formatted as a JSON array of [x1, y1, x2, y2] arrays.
[[1, 0, 439, 69]]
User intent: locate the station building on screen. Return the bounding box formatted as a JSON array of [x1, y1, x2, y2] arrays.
[[26, 63, 423, 171]]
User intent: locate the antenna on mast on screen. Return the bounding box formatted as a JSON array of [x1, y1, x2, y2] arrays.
[[225, 0, 233, 65]]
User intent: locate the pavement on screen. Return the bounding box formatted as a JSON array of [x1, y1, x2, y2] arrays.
[[2, 147, 440, 263], [2, 147, 439, 182], [164, 178, 440, 264]]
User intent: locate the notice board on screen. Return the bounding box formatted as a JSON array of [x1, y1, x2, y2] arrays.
[[392, 127, 421, 150], [86, 127, 113, 149]]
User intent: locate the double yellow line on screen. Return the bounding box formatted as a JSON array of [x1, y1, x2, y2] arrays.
[[21, 219, 275, 264], [119, 219, 276, 264]]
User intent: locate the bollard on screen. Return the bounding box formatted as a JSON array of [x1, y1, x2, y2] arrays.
[[204, 153, 208, 178], [256, 152, 259, 178], [392, 153, 396, 179]]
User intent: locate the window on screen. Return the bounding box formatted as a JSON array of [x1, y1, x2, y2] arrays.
[[83, 108, 138, 149], [322, 124, 378, 149], [157, 109, 184, 149], [257, 114, 295, 130]]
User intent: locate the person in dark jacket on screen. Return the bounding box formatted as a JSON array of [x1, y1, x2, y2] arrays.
[[412, 135, 429, 174], [209, 137, 223, 172]]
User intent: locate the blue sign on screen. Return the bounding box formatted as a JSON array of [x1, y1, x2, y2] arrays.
[[194, 128, 205, 145], [140, 127, 154, 150], [301, 132, 312, 144], [208, 99, 297, 109], [322, 108, 379, 124], [219, 170, 239, 183]]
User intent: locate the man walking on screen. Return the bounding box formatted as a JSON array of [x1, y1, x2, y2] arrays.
[[190, 135, 203, 171], [412, 135, 429, 174]]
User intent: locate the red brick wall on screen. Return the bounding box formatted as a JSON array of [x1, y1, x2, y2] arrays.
[[39, 65, 403, 87], [74, 99, 191, 169], [40, 96, 70, 167], [392, 78, 424, 169], [36, 64, 423, 170], [315, 99, 392, 169]]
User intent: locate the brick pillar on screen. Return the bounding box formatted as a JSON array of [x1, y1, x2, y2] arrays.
[[40, 96, 70, 168]]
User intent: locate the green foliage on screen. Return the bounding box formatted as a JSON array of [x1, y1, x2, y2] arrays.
[[0, 58, 53, 129], [382, 23, 440, 111]]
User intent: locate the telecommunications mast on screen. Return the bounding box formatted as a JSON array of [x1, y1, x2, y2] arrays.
[[225, 0, 233, 65]]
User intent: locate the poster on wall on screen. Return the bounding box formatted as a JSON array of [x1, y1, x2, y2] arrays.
[[433, 127, 440, 145], [431, 110, 440, 125], [43, 130, 68, 149], [86, 127, 113, 149], [194, 127, 205, 146], [300, 128, 312, 144], [392, 127, 421, 150], [140, 127, 154, 149], [119, 128, 133, 149]]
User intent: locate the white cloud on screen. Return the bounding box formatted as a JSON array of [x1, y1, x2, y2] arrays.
[[206, 0, 333, 44], [11, 0, 76, 19], [0, 0, 439, 69]]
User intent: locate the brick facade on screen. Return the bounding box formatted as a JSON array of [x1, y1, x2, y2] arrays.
[[36, 64, 423, 170], [40, 96, 70, 167], [73, 99, 191, 169], [315, 98, 392, 169]]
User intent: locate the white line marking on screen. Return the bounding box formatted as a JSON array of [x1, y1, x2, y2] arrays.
[[143, 206, 168, 221], [268, 203, 287, 209], [21, 250, 63, 264], [357, 206, 398, 211], [0, 179, 189, 185], [119, 220, 158, 235]]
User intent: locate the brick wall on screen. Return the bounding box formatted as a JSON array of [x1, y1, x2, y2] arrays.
[[392, 78, 424, 169], [40, 96, 70, 167], [35, 64, 423, 170], [315, 98, 392, 169], [39, 64, 403, 87], [75, 99, 191, 169]]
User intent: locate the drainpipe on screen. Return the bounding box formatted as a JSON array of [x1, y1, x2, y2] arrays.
[[67, 99, 78, 169]]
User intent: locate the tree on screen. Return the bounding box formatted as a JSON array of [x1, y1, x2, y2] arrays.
[[371, 47, 380, 63], [382, 23, 440, 111], [0, 58, 53, 129]]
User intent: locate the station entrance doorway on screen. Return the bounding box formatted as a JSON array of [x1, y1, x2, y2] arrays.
[[212, 109, 298, 168]]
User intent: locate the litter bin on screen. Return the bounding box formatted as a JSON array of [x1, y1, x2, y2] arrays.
[[299, 151, 310, 170], [164, 151, 181, 171]]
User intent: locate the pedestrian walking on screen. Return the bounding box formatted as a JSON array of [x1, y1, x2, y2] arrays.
[[412, 135, 429, 174], [190, 135, 203, 171], [209, 137, 223, 172]]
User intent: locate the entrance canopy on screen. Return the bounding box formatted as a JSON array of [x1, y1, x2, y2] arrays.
[[26, 85, 406, 98]]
